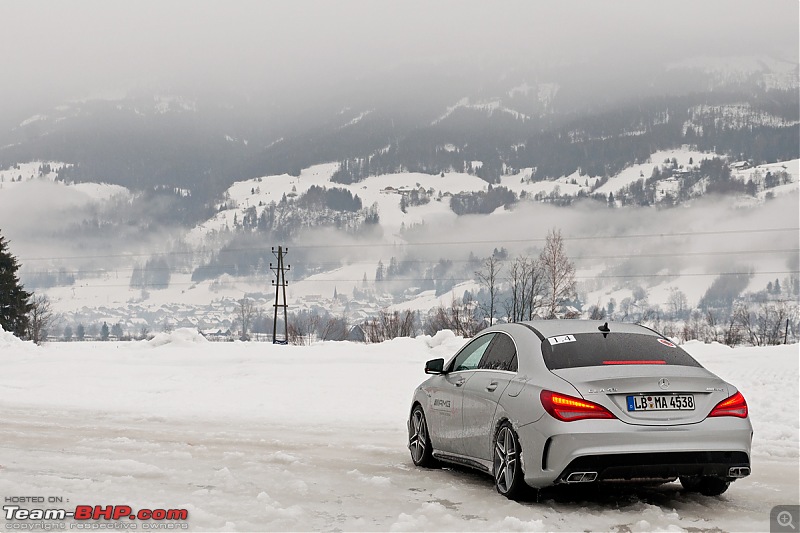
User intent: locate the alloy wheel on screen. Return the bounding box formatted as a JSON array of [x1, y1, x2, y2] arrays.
[[409, 408, 427, 464], [494, 425, 518, 494]]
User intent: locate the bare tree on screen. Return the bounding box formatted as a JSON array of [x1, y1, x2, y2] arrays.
[[320, 314, 349, 341], [524, 259, 547, 320], [287, 321, 304, 345], [705, 310, 722, 343], [476, 255, 503, 325], [667, 288, 688, 319], [450, 293, 482, 337], [506, 255, 545, 322], [539, 229, 576, 318], [27, 294, 55, 345], [731, 301, 797, 346], [365, 309, 416, 343], [424, 306, 454, 336], [288, 311, 320, 345], [759, 302, 789, 346], [505, 255, 528, 322], [237, 297, 255, 341], [137, 326, 151, 341], [724, 310, 743, 346], [734, 303, 759, 346], [252, 307, 268, 335], [681, 310, 706, 342], [619, 297, 632, 321], [424, 295, 483, 338]]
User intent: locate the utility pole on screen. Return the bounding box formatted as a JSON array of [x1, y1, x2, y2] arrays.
[[270, 246, 290, 344]]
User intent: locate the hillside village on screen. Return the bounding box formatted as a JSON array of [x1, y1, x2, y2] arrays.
[[3, 149, 796, 345]]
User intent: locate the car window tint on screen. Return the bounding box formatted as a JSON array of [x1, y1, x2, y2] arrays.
[[541, 333, 702, 370], [479, 333, 517, 372], [450, 334, 494, 372]]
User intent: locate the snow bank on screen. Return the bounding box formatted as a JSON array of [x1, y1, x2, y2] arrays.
[[425, 329, 458, 348], [0, 325, 36, 352], [148, 327, 209, 347], [682, 341, 799, 460]]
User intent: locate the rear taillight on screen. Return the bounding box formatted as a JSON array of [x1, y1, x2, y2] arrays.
[[602, 360, 666, 365], [708, 391, 748, 418], [540, 390, 616, 421]]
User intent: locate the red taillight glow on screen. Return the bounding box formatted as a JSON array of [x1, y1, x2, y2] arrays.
[[540, 390, 616, 421], [602, 360, 666, 365], [708, 391, 748, 418]]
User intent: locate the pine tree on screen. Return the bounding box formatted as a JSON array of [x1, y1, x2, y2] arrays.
[[0, 231, 32, 337], [375, 261, 385, 282]]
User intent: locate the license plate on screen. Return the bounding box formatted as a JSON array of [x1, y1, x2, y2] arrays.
[[627, 394, 695, 411]]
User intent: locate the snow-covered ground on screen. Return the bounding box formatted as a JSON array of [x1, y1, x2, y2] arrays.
[[594, 148, 717, 196], [186, 162, 490, 245], [0, 161, 128, 200], [1, 329, 797, 531]]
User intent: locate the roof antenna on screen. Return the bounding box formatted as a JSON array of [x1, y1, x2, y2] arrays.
[[598, 322, 610, 337]]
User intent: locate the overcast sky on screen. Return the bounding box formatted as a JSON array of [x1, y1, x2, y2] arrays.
[[1, 0, 797, 113]]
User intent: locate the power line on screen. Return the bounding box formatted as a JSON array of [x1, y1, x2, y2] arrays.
[[288, 227, 800, 250], [35, 270, 800, 289], [20, 247, 800, 276], [17, 227, 800, 262]]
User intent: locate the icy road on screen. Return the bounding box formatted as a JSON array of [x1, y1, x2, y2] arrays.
[[1, 329, 797, 531]]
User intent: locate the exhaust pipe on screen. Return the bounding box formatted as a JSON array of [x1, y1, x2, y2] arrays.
[[728, 467, 750, 478], [564, 471, 598, 483]]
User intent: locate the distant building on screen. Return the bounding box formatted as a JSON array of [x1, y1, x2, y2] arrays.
[[200, 328, 233, 341], [347, 324, 366, 343], [655, 177, 682, 203]]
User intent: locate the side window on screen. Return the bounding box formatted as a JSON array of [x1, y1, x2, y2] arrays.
[[479, 333, 518, 372], [450, 334, 495, 372]]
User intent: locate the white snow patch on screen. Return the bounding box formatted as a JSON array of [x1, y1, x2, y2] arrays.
[[148, 327, 209, 347], [595, 147, 720, 195], [19, 114, 48, 127]]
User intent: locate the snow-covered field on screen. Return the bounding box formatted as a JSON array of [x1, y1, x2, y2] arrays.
[[1, 329, 797, 531]]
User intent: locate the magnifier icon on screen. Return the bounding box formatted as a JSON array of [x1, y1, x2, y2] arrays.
[[778, 511, 796, 530]]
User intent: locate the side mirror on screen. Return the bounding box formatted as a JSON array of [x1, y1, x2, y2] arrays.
[[425, 358, 445, 374]]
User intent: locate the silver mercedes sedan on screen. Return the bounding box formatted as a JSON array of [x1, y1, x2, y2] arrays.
[[408, 320, 752, 499]]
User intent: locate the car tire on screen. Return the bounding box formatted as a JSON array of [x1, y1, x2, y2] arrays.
[[680, 475, 730, 496], [409, 405, 438, 468], [698, 477, 730, 496], [679, 475, 702, 492], [493, 421, 526, 500]]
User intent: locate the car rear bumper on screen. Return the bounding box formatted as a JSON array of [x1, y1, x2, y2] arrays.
[[556, 450, 750, 482], [518, 416, 753, 488]]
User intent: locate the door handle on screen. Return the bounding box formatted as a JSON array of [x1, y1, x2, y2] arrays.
[[454, 378, 466, 387], [486, 381, 498, 392]]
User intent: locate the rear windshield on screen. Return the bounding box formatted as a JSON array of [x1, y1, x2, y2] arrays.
[[541, 332, 701, 370]]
